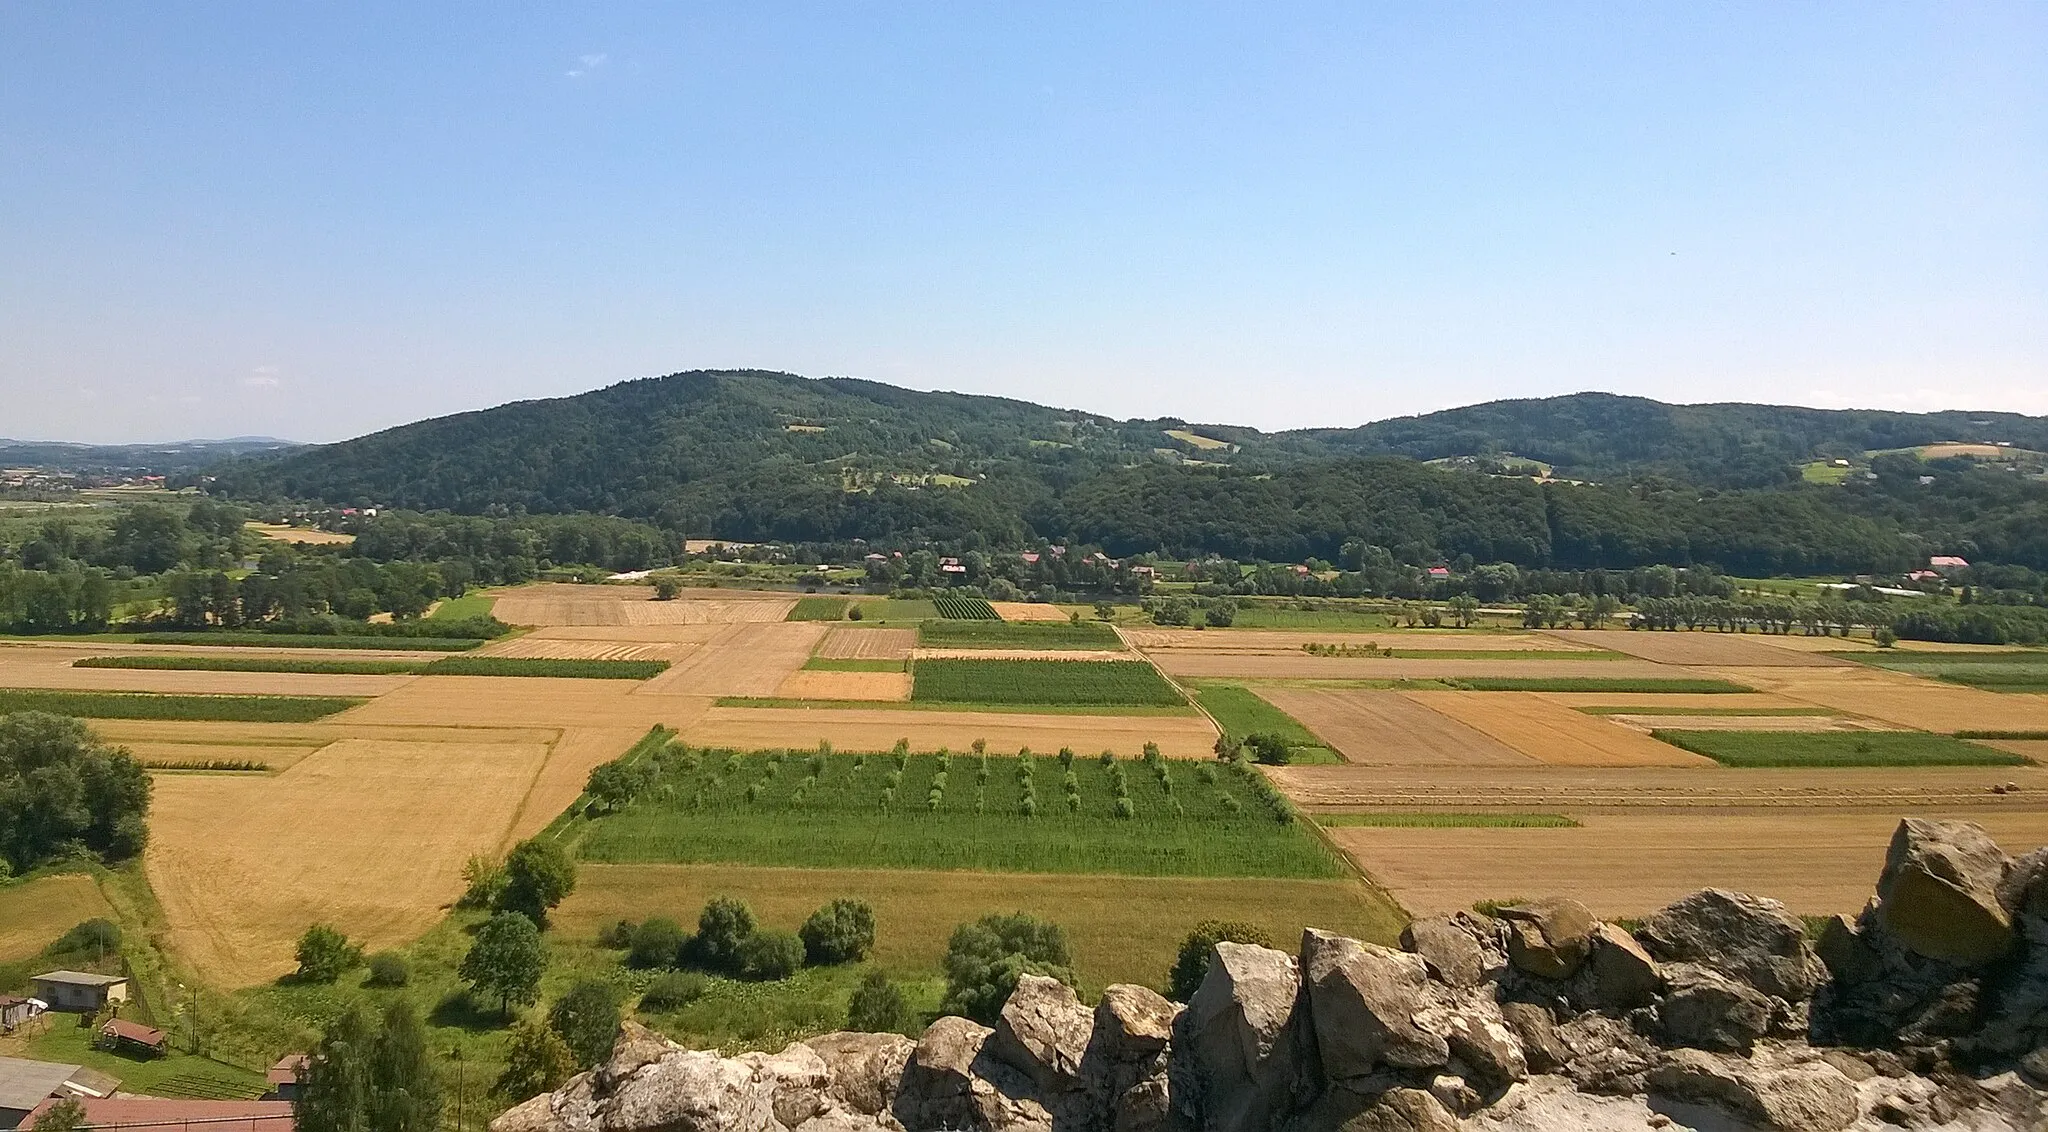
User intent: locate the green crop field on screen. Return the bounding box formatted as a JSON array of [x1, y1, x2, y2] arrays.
[[916, 619, 1120, 649], [911, 658, 1185, 706], [1314, 813, 1581, 828], [427, 592, 498, 621], [1650, 730, 2029, 768], [802, 657, 906, 672], [848, 599, 937, 622], [1225, 608, 1394, 630], [1187, 681, 1340, 763], [1955, 730, 2048, 740], [74, 655, 425, 675], [1446, 677, 1754, 694], [142, 632, 482, 651], [932, 594, 1000, 620], [0, 689, 363, 722], [573, 746, 1343, 878], [418, 657, 669, 679], [788, 596, 850, 621], [1836, 651, 2048, 694]]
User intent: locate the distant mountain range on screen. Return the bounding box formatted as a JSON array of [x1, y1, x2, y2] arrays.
[[1, 436, 301, 474], [187, 370, 2048, 573]]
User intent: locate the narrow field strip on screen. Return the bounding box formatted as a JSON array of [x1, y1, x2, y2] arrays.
[[917, 619, 1122, 649], [1574, 705, 1838, 716], [787, 596, 851, 621], [712, 696, 1197, 716], [1445, 676, 1754, 693], [0, 688, 364, 721], [1315, 812, 1581, 828], [76, 654, 427, 675], [911, 658, 1186, 706], [1651, 729, 2031, 768], [802, 657, 907, 672], [418, 656, 670, 679], [143, 632, 484, 651]]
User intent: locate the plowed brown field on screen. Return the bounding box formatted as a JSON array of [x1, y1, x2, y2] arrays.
[[1333, 811, 2048, 917], [1254, 688, 1532, 766], [1398, 692, 1717, 767], [1542, 630, 1854, 667], [774, 671, 913, 701], [681, 705, 1218, 758], [815, 628, 919, 660]]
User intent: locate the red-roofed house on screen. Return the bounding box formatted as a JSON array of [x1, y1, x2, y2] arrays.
[[26, 1097, 294, 1132], [1929, 555, 1970, 572], [1426, 566, 1451, 579]]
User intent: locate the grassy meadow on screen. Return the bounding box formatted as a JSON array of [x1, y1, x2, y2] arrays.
[[1650, 729, 2029, 768], [787, 596, 851, 621]]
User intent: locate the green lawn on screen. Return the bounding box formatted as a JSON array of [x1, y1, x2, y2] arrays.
[[428, 592, 499, 621], [847, 599, 937, 622], [0, 689, 363, 722], [1650, 730, 2029, 768], [573, 747, 1340, 878], [916, 619, 1120, 650], [911, 658, 1184, 706], [23, 1021, 267, 1099], [1225, 608, 1394, 630]]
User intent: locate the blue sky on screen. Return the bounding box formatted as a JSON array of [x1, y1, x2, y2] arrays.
[[2, 3, 2042, 442]]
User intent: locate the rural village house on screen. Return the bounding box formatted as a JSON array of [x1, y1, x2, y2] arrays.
[[27, 971, 128, 1013]]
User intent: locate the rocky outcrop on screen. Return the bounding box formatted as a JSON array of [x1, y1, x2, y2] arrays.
[[496, 820, 2048, 1132]]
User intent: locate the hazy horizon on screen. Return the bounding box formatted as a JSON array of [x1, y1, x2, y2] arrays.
[[4, 4, 2043, 443]]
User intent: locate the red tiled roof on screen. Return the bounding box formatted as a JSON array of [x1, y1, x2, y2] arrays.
[[265, 1055, 308, 1085], [100, 1019, 165, 1045], [26, 1097, 293, 1132]]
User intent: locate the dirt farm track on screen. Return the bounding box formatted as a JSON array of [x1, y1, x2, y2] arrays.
[[8, 583, 2047, 987]]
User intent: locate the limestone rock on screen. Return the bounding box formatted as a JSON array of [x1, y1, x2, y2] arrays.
[[490, 1092, 559, 1132], [1656, 962, 1775, 1054], [1639, 888, 1823, 1002], [1496, 899, 1597, 980], [1877, 818, 2015, 966], [1498, 1002, 1569, 1074], [1648, 1048, 1859, 1132], [1338, 1088, 1460, 1132], [1443, 1009, 1527, 1093], [992, 974, 1093, 1092], [737, 1042, 833, 1129], [1110, 1073, 1171, 1132], [600, 1021, 682, 1091], [1813, 914, 1880, 986], [1556, 1013, 1658, 1095], [1182, 940, 1303, 1132], [1398, 915, 1489, 989], [1095, 984, 1180, 1059], [1574, 923, 1662, 1011], [895, 1016, 1049, 1132], [609, 1049, 777, 1132], [1300, 928, 1451, 1080], [791, 1114, 895, 1132], [802, 1032, 915, 1119]]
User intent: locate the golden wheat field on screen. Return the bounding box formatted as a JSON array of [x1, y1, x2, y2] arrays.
[[1401, 691, 1717, 767], [1253, 688, 1533, 766], [493, 583, 794, 627], [0, 873, 117, 961], [635, 622, 826, 696], [814, 626, 918, 659], [244, 522, 356, 545], [990, 602, 1072, 622], [1707, 666, 2048, 733], [681, 704, 1218, 758], [773, 670, 913, 701], [1271, 762, 2048, 811], [1540, 629, 1854, 667], [1148, 653, 1675, 680]]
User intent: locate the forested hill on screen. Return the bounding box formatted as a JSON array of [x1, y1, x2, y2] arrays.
[[202, 370, 2048, 572]]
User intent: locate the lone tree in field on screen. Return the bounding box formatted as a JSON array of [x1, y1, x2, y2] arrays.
[[799, 899, 876, 965], [692, 897, 757, 974], [1167, 920, 1274, 1002], [940, 912, 1075, 1023], [497, 838, 577, 926], [293, 924, 364, 984], [461, 912, 546, 1018], [0, 711, 150, 875], [297, 1002, 442, 1132], [547, 980, 623, 1068]]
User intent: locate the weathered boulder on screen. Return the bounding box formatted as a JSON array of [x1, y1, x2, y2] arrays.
[[1647, 1048, 1859, 1132], [802, 1032, 915, 1119], [1813, 914, 1880, 986], [1877, 818, 2015, 965], [1397, 915, 1490, 989], [1442, 1008, 1527, 1093], [1656, 962, 1775, 1054], [894, 1016, 1050, 1132], [1498, 1001, 1569, 1074], [736, 1043, 834, 1129], [1181, 941, 1303, 1132], [1495, 899, 1597, 980], [1639, 888, 1822, 1002], [1094, 984, 1180, 1060], [1300, 928, 1450, 1081], [601, 1021, 682, 1090], [790, 1114, 895, 1132], [1573, 923, 1662, 1011], [1555, 1013, 1658, 1096], [490, 1092, 562, 1132], [609, 1049, 777, 1132], [992, 974, 1093, 1092], [1295, 1087, 1461, 1132]]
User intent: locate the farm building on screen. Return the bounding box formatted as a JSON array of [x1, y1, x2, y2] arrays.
[[27, 971, 128, 1013], [264, 1054, 309, 1102], [23, 1098, 294, 1132], [1929, 555, 1971, 572], [98, 1018, 168, 1057], [0, 1057, 119, 1131]]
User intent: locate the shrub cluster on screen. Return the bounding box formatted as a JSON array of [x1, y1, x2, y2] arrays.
[[601, 896, 877, 990]]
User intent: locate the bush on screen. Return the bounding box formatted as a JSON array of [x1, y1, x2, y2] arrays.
[[846, 970, 907, 1033], [628, 918, 687, 970], [547, 980, 623, 1067], [497, 1020, 576, 1099], [800, 899, 877, 965], [458, 855, 506, 909], [638, 971, 710, 1012], [365, 951, 410, 988], [1247, 733, 1292, 766], [294, 924, 363, 984], [740, 929, 806, 980], [1167, 920, 1273, 1002], [47, 919, 121, 960], [940, 912, 1075, 1023], [693, 897, 757, 974], [596, 919, 636, 949]]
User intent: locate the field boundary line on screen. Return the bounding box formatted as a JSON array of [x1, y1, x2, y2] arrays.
[[1116, 623, 1222, 744]]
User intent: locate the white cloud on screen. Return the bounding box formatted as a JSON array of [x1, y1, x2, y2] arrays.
[[565, 52, 608, 78], [243, 365, 280, 388]]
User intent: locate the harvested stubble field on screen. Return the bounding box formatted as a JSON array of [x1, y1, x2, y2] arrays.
[[0, 873, 116, 961], [815, 627, 918, 660], [0, 644, 413, 697], [1542, 629, 1857, 667], [634, 622, 826, 697], [474, 635, 695, 662], [1253, 688, 1534, 767], [1125, 629, 1594, 653], [147, 733, 557, 986], [1532, 691, 1817, 712], [244, 522, 354, 545], [1984, 740, 2048, 762], [991, 602, 1073, 622], [1268, 763, 2048, 812], [1602, 713, 1882, 733], [680, 705, 1219, 760], [1651, 729, 2028, 768], [1145, 652, 1679, 681], [554, 863, 1403, 991], [1399, 691, 1718, 767], [337, 677, 707, 730], [910, 658, 1186, 706], [573, 747, 1340, 878], [774, 670, 912, 701], [1707, 665, 2048, 733], [493, 584, 794, 627], [1332, 811, 2048, 918]]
